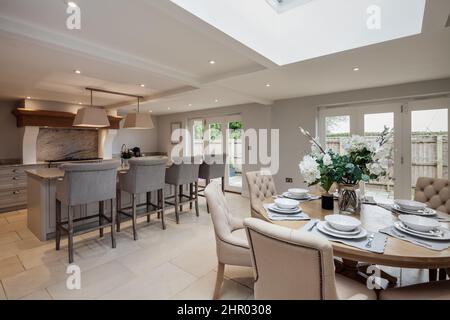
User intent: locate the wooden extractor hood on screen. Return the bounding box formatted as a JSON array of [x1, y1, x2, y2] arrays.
[[13, 108, 122, 129]]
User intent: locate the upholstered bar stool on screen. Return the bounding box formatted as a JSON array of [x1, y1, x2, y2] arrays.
[[117, 157, 166, 240], [55, 161, 120, 263], [414, 177, 450, 281], [198, 154, 226, 213], [165, 156, 201, 224], [245, 171, 277, 221]]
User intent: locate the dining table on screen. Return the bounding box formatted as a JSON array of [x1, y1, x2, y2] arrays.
[[262, 197, 450, 286]]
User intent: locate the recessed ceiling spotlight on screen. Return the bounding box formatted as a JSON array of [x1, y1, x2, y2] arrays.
[[209, 60, 216, 65], [188, 104, 192, 107], [26, 96, 31, 99], [149, 110, 153, 113], [78, 102, 83, 105], [67, 1, 78, 8], [139, 84, 145, 87], [74, 69, 81, 74], [214, 99, 219, 103], [265, 83, 271, 87], [353, 67, 360, 72], [168, 107, 171, 110]]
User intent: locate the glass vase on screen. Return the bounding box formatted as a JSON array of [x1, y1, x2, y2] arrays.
[[337, 184, 361, 215]]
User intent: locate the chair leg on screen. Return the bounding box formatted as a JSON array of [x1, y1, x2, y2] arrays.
[[429, 269, 438, 281], [179, 185, 183, 213], [213, 262, 225, 300], [205, 179, 210, 213], [195, 182, 199, 217], [439, 268, 447, 280], [189, 183, 193, 210], [221, 177, 225, 194], [99, 201, 104, 238], [55, 199, 61, 251], [132, 194, 138, 240], [67, 206, 74, 264], [111, 198, 116, 248], [160, 189, 166, 230], [147, 191, 151, 223], [174, 186, 180, 224], [116, 189, 121, 232]]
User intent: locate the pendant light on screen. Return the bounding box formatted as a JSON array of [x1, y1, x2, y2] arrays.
[[123, 96, 154, 129], [73, 89, 110, 128]]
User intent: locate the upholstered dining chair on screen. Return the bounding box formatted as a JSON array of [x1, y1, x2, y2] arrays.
[[245, 171, 277, 221], [56, 161, 120, 263], [414, 177, 450, 281], [198, 154, 227, 213], [379, 280, 450, 300], [244, 217, 377, 300], [205, 182, 252, 300]]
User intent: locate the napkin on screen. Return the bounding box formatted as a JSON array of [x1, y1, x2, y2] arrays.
[[379, 226, 450, 251], [302, 220, 387, 254]]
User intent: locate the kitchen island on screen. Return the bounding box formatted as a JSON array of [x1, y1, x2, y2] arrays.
[[26, 158, 170, 241]]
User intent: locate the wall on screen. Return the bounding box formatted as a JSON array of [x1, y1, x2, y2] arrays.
[[0, 100, 22, 160], [113, 115, 158, 155]]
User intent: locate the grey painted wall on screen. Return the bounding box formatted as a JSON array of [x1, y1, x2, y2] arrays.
[[0, 100, 22, 160]]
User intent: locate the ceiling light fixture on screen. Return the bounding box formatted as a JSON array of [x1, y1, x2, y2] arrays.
[[168, 107, 171, 110], [353, 67, 360, 72], [209, 60, 216, 65], [123, 96, 154, 129], [214, 99, 219, 103], [266, 83, 271, 87], [26, 96, 31, 99], [74, 69, 81, 74], [78, 102, 82, 105], [188, 104, 192, 107], [67, 1, 78, 8], [73, 89, 110, 128], [139, 84, 145, 87]]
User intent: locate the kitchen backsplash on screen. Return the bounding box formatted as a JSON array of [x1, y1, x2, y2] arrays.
[[36, 128, 98, 161]]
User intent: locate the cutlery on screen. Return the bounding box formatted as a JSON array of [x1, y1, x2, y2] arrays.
[[307, 220, 319, 232], [365, 233, 375, 248]]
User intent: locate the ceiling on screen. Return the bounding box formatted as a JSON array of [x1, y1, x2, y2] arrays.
[[0, 0, 449, 115]]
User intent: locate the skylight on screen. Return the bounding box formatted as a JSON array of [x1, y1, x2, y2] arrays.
[[170, 0, 427, 66]]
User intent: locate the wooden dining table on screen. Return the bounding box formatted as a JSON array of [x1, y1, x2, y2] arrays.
[[262, 197, 450, 285]]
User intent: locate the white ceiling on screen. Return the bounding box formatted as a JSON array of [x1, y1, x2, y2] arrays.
[[0, 0, 449, 115]]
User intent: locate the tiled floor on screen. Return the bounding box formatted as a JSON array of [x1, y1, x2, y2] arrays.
[[0, 193, 428, 300]]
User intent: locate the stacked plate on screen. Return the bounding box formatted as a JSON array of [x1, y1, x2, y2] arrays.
[[282, 188, 311, 200], [392, 199, 437, 217], [267, 198, 302, 214], [394, 215, 450, 240], [317, 214, 367, 239]]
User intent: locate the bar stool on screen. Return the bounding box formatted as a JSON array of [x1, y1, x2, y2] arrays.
[[116, 157, 166, 240], [165, 156, 201, 224], [55, 161, 119, 263], [198, 154, 226, 213]]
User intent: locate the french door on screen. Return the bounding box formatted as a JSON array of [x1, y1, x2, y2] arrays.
[[319, 98, 450, 202], [188, 115, 243, 193]]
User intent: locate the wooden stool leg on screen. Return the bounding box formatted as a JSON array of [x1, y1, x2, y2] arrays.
[[146, 191, 151, 223], [439, 268, 447, 280], [189, 183, 193, 210], [213, 262, 225, 300], [221, 177, 225, 194], [195, 182, 199, 217], [205, 179, 210, 213], [99, 201, 104, 238], [68, 206, 74, 264], [132, 194, 138, 240], [116, 189, 121, 232], [160, 189, 166, 230], [429, 269, 438, 282], [179, 185, 183, 213], [55, 199, 61, 251], [174, 186, 180, 224], [111, 198, 116, 248]]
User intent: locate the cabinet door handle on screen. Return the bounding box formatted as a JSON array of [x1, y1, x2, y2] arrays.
[[13, 191, 20, 195], [12, 177, 17, 180]]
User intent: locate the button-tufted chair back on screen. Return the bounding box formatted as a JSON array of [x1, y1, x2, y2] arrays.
[[245, 171, 277, 220], [414, 177, 450, 213]]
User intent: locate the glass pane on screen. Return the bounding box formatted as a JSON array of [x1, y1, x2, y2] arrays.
[[208, 122, 223, 154], [364, 112, 395, 202], [228, 121, 243, 189], [325, 115, 350, 154], [411, 109, 448, 197], [192, 120, 204, 156]]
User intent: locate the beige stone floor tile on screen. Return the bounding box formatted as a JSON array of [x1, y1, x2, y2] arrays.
[[0, 211, 22, 218], [0, 221, 28, 235], [5, 212, 27, 224], [0, 217, 7, 226], [221, 265, 254, 289], [98, 262, 196, 300], [0, 281, 6, 300], [18, 241, 72, 270], [46, 261, 137, 300], [16, 228, 39, 240], [0, 231, 21, 245], [172, 271, 253, 300], [2, 260, 67, 299], [0, 256, 25, 280], [170, 244, 218, 278], [20, 289, 53, 300]]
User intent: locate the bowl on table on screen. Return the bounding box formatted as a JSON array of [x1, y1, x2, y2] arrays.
[[324, 214, 361, 232], [398, 215, 440, 232], [288, 188, 309, 197], [274, 198, 299, 210], [394, 199, 427, 211]]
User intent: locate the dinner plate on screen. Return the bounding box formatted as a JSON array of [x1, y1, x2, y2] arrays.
[[268, 204, 302, 214], [393, 222, 450, 241], [391, 204, 437, 216], [396, 222, 443, 237], [322, 222, 362, 236], [317, 221, 368, 239], [282, 192, 311, 200]]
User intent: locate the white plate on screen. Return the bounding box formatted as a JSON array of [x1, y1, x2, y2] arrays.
[[317, 221, 368, 239], [274, 198, 299, 209], [392, 204, 437, 216], [268, 204, 302, 214], [396, 222, 444, 237], [399, 214, 441, 232], [394, 199, 427, 211], [324, 214, 361, 232], [282, 192, 311, 200], [288, 188, 309, 196], [394, 222, 450, 241], [322, 222, 362, 235]]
